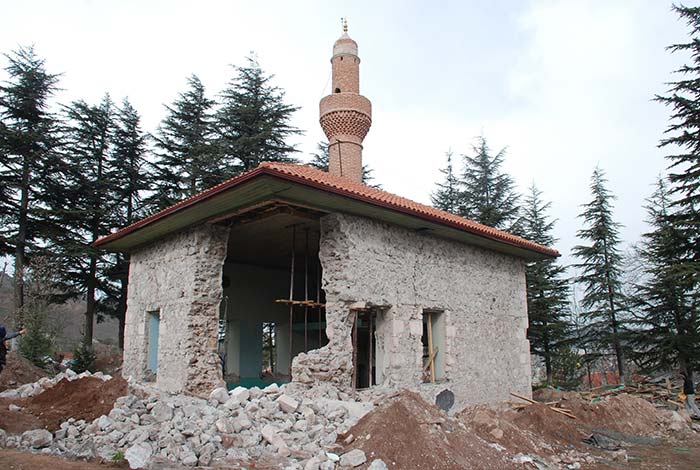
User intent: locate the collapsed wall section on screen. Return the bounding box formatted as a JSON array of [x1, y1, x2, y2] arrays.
[[122, 224, 229, 396], [293, 213, 531, 407]]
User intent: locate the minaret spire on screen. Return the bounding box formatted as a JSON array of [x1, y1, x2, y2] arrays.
[[319, 25, 372, 183]]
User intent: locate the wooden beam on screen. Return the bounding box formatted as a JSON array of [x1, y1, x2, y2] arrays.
[[427, 311, 435, 384]]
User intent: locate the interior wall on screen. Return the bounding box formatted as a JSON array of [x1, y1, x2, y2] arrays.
[[222, 262, 292, 377]]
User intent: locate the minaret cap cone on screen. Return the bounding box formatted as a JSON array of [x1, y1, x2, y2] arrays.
[[333, 33, 358, 57]]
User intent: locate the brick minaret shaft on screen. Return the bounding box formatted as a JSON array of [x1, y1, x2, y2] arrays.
[[319, 23, 372, 183]]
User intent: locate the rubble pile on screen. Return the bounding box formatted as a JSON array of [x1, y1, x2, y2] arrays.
[[1, 371, 700, 470], [0, 375, 374, 469], [0, 368, 112, 400], [0, 352, 48, 393]]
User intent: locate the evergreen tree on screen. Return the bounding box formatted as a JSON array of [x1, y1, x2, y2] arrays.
[[216, 55, 301, 174], [151, 75, 217, 209], [107, 98, 152, 348], [572, 167, 627, 383], [521, 185, 570, 386], [431, 150, 461, 214], [0, 46, 60, 321], [654, 4, 700, 378], [53, 95, 117, 347], [459, 136, 521, 231], [309, 141, 330, 171], [629, 178, 699, 374], [309, 141, 381, 187]]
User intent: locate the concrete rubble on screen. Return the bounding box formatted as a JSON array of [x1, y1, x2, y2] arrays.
[[0, 369, 112, 400], [0, 373, 373, 469]]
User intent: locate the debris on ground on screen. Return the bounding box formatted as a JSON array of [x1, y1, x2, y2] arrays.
[[0, 352, 48, 393], [0, 372, 699, 469], [340, 391, 520, 470]]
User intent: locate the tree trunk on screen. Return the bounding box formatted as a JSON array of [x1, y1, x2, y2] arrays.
[[602, 239, 625, 384], [84, 254, 97, 347], [13, 159, 31, 326], [117, 255, 130, 350], [543, 320, 552, 386]]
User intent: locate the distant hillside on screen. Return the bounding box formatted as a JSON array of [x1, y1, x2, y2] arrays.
[[0, 274, 119, 351]]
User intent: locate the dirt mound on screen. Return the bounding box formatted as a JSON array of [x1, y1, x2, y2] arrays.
[[0, 376, 128, 433], [564, 393, 667, 436], [340, 391, 519, 470], [0, 352, 48, 392], [460, 402, 588, 457], [532, 387, 581, 403], [19, 376, 128, 431]]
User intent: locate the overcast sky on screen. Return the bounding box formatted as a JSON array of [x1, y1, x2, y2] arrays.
[[1, 0, 690, 266]]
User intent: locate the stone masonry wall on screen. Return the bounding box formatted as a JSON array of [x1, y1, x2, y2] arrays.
[[123, 224, 229, 397], [292, 213, 532, 408]]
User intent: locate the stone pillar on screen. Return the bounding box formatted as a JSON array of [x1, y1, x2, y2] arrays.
[[122, 224, 230, 397]]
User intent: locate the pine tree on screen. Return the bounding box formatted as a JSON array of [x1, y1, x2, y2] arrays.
[[460, 136, 521, 231], [107, 98, 152, 348], [654, 4, 700, 378], [309, 141, 330, 171], [0, 46, 60, 322], [521, 185, 570, 386], [309, 141, 380, 187], [151, 75, 217, 209], [53, 95, 117, 347], [629, 178, 699, 374], [431, 150, 461, 214], [216, 55, 301, 174], [572, 167, 627, 383]]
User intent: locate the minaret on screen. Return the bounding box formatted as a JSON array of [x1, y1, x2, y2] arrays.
[[319, 19, 372, 183]]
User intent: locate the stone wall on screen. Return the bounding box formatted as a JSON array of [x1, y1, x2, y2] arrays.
[[122, 224, 229, 396], [292, 213, 532, 407]]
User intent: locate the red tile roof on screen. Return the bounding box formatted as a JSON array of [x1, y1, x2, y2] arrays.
[[94, 162, 559, 258]]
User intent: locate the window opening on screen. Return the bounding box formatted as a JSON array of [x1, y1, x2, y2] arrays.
[[262, 322, 276, 375], [334, 87, 341, 93], [422, 310, 445, 383], [147, 310, 160, 375], [352, 308, 377, 389]]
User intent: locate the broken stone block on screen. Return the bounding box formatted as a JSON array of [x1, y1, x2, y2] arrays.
[[233, 414, 252, 432], [277, 394, 300, 413], [215, 418, 234, 434], [304, 456, 322, 470], [340, 449, 366, 467], [180, 445, 198, 467], [229, 386, 250, 403], [21, 429, 52, 448], [0, 389, 19, 399], [368, 460, 388, 470], [209, 386, 229, 404], [150, 402, 174, 422], [67, 437, 96, 460], [125, 441, 153, 469], [97, 415, 113, 430], [302, 407, 316, 425]]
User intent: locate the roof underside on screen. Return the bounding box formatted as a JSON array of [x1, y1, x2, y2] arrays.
[[95, 164, 558, 261]]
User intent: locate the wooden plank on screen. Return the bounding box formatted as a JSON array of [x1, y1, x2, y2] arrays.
[[422, 347, 439, 373], [510, 392, 537, 404], [427, 311, 435, 384]]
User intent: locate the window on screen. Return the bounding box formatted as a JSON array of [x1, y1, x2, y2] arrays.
[[335, 87, 341, 93], [422, 310, 445, 382], [147, 310, 160, 375]]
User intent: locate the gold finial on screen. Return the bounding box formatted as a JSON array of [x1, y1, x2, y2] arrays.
[[341, 17, 348, 33]]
